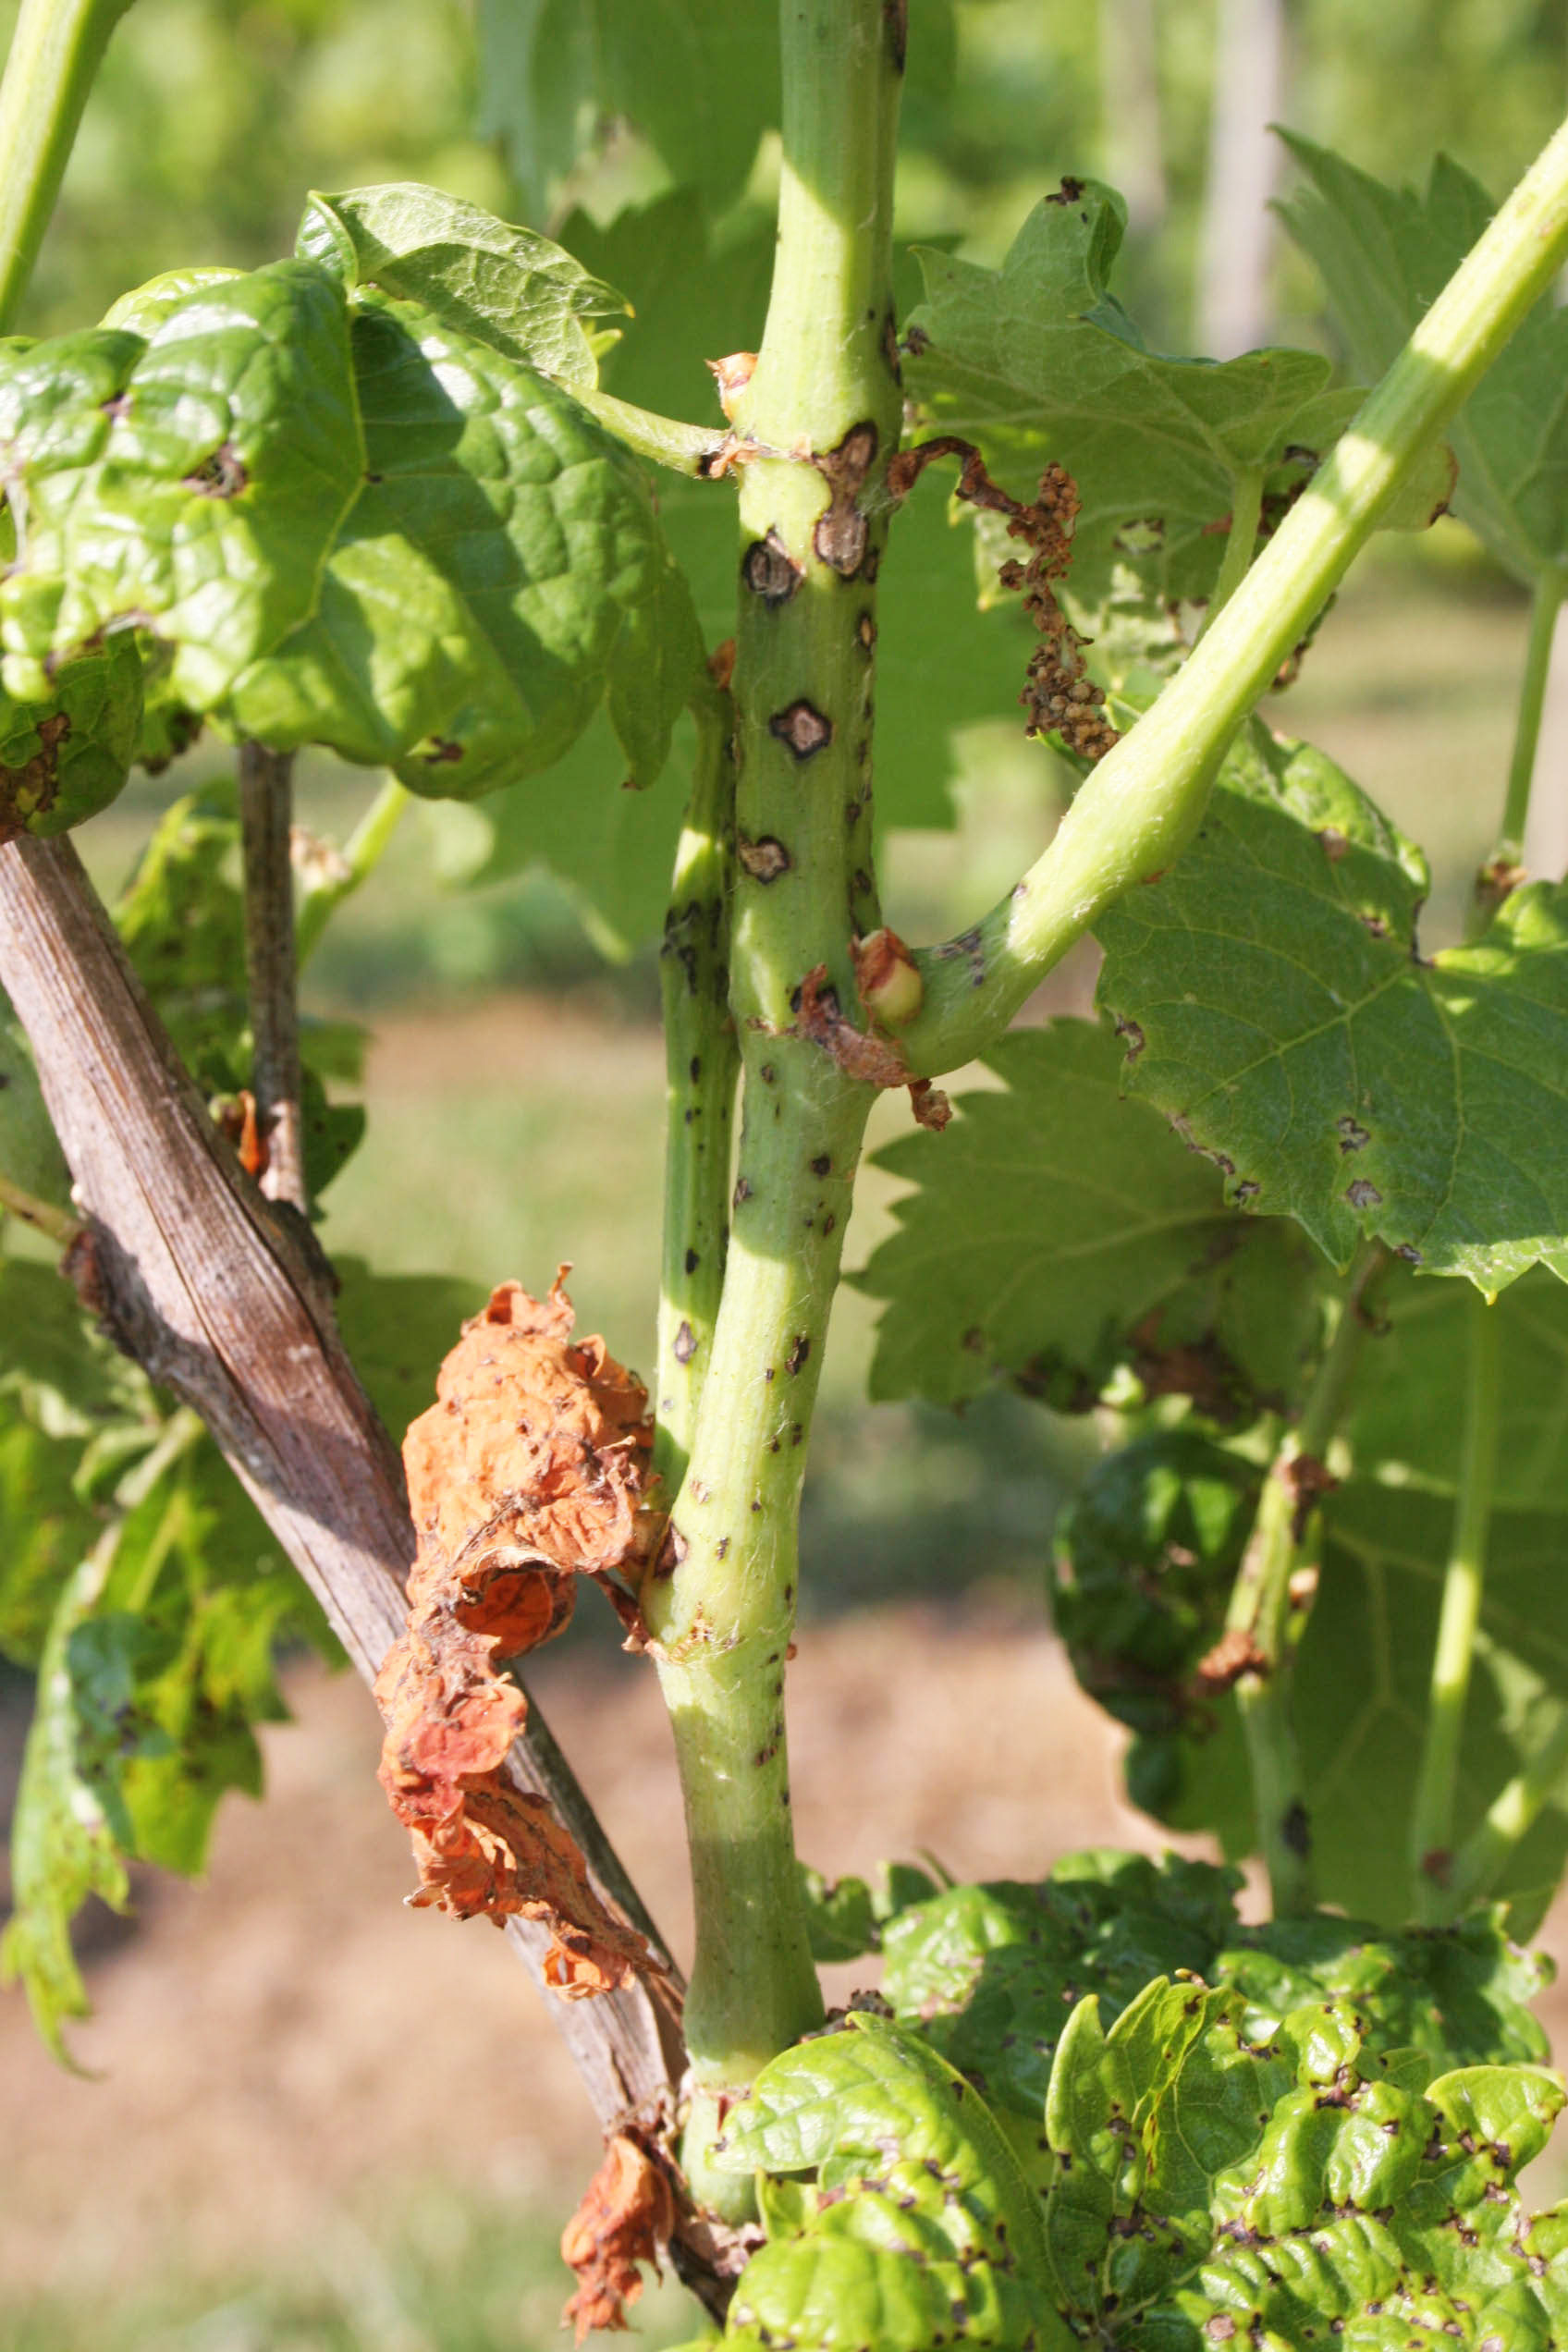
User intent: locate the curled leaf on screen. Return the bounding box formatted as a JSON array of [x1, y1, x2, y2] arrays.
[[376, 1274, 661, 1992], [560, 2132, 675, 2340], [401, 1273, 656, 1592]]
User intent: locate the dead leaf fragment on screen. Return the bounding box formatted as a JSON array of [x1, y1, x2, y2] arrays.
[[561, 2135, 675, 2340], [707, 350, 757, 420], [1193, 1625, 1268, 1694], [402, 1272, 656, 1591], [376, 1272, 663, 1992], [908, 1078, 952, 1131]]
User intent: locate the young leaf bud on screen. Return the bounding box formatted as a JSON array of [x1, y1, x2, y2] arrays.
[[706, 351, 758, 421], [853, 927, 923, 1027]]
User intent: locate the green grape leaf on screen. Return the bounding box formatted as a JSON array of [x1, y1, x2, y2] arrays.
[[856, 1019, 1327, 1415], [0, 1412, 101, 1667], [798, 1866, 878, 1963], [905, 180, 1452, 606], [477, 0, 954, 228], [115, 784, 247, 1085], [1, 1535, 133, 2064], [604, 542, 705, 791], [1279, 134, 1568, 582], [1, 993, 70, 1209], [1044, 1979, 1568, 2341], [697, 1853, 1564, 2348], [709, 2012, 1068, 2352], [1216, 1906, 1552, 2073], [476, 0, 781, 220], [101, 266, 244, 337], [1, 263, 689, 802], [332, 1257, 481, 1444], [1297, 1477, 1568, 1925], [222, 287, 675, 796], [3, 1425, 328, 2063], [1095, 721, 1568, 1292], [1023, 1946, 1564, 2339], [0, 636, 142, 845], [92, 1464, 306, 1875], [133, 633, 202, 773], [419, 702, 692, 956], [1048, 1429, 1262, 1833], [797, 1858, 940, 1962], [295, 184, 629, 393], [1127, 1268, 1568, 1922], [880, 1853, 1243, 2187], [0, 1256, 153, 1442], [878, 1851, 1550, 2187], [0, 263, 363, 709]]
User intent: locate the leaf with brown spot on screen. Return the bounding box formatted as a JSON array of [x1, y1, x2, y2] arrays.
[[561, 2134, 675, 2339], [376, 1273, 662, 1991]]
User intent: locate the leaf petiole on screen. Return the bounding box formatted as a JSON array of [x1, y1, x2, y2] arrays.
[[1441, 1703, 1568, 1915], [0, 1169, 80, 1246], [1227, 1240, 1383, 1916], [1409, 1289, 1501, 1920], [294, 776, 411, 969], [1466, 564, 1567, 937], [1197, 464, 1265, 636], [573, 384, 734, 479]]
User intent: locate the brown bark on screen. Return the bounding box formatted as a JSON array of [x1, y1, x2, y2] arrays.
[[0, 830, 695, 2174]]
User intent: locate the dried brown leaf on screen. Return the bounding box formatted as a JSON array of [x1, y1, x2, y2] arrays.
[[376, 1274, 663, 1992], [561, 2135, 675, 2340], [402, 1272, 656, 1595]]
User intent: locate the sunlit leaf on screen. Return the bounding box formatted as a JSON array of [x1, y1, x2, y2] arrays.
[[0, 263, 363, 709], [296, 183, 629, 391], [1096, 722, 1568, 1291], [709, 2011, 1068, 2352]]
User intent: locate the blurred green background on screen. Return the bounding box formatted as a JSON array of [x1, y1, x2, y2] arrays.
[[4, 0, 1567, 2341]]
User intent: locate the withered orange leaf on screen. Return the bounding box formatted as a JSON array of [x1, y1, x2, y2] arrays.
[[402, 1271, 657, 1600], [376, 1273, 663, 1992], [561, 2134, 676, 2341]]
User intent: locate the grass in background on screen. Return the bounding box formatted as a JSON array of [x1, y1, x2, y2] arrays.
[[0, 2190, 702, 2351]]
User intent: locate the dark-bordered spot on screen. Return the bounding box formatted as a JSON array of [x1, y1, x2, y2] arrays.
[[814, 503, 869, 575], [769, 702, 833, 761], [737, 832, 792, 881], [181, 442, 247, 497], [742, 529, 803, 606]]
